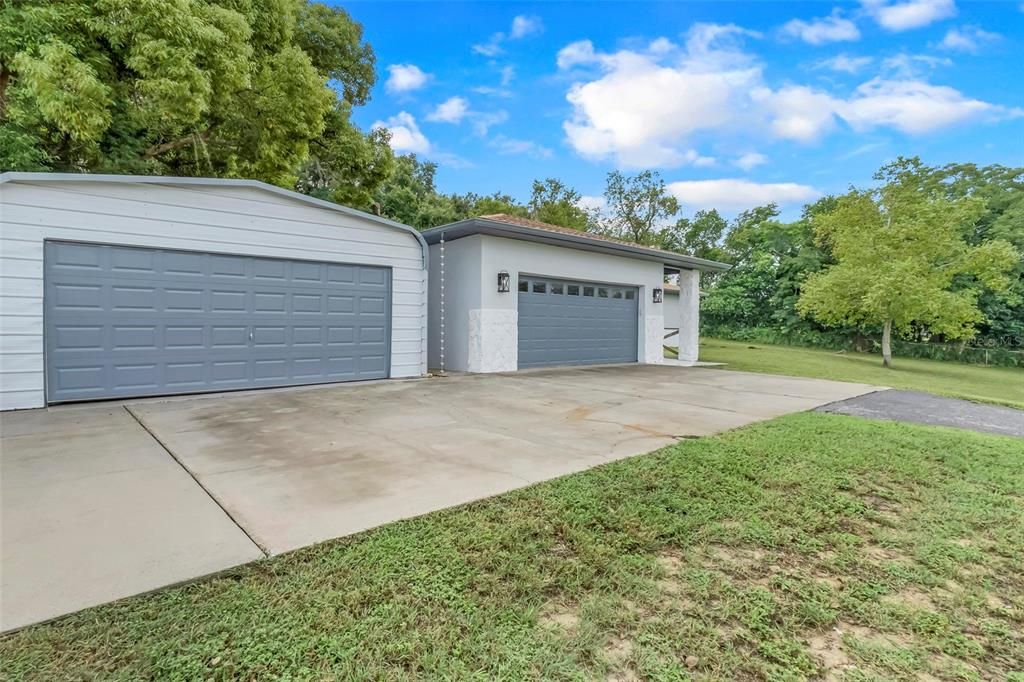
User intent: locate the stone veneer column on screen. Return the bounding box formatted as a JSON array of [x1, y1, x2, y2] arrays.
[[677, 269, 700, 364], [467, 309, 517, 372]]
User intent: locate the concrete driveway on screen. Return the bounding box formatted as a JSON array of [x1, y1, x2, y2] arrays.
[[2, 365, 881, 630]]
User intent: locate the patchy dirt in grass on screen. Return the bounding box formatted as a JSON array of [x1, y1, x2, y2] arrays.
[[881, 586, 936, 611], [708, 544, 768, 566], [862, 543, 906, 562], [539, 604, 580, 634], [807, 628, 854, 677], [807, 622, 917, 679], [601, 635, 634, 664], [656, 552, 683, 573], [605, 666, 641, 682]]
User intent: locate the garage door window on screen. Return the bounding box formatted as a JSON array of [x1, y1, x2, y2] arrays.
[[518, 276, 639, 369]]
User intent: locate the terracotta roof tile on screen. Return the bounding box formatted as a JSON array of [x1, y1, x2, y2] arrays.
[[478, 213, 683, 257]]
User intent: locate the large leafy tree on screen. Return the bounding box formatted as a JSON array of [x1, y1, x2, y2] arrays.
[[601, 170, 680, 246], [674, 209, 729, 262], [1, 0, 381, 193], [894, 160, 1024, 347], [527, 178, 590, 230], [797, 168, 1019, 367]]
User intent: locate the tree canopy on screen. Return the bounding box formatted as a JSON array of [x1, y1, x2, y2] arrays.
[[1, 0, 384, 192], [796, 159, 1018, 366]]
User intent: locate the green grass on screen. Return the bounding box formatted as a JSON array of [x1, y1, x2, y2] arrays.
[[696, 338, 1024, 409], [3, 413, 1022, 680]]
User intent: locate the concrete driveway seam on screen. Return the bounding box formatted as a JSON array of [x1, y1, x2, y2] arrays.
[[124, 405, 270, 557]]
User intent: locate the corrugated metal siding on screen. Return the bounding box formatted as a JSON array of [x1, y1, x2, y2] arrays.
[[0, 181, 427, 410]]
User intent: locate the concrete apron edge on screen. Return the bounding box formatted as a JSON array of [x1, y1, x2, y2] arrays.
[[122, 405, 270, 557], [0, 560, 259, 635]]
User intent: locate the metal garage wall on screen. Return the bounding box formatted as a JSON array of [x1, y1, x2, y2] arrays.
[[0, 176, 427, 410]]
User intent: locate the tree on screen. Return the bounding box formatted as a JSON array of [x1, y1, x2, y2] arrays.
[[674, 209, 729, 261], [296, 104, 394, 211], [1, 0, 382, 194], [527, 178, 589, 229], [602, 170, 679, 245], [797, 179, 1019, 367], [375, 154, 461, 229]]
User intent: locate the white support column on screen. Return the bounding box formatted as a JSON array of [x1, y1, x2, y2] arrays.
[[677, 269, 700, 364]]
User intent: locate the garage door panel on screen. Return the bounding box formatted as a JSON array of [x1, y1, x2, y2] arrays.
[[45, 242, 391, 402], [518, 276, 637, 369]]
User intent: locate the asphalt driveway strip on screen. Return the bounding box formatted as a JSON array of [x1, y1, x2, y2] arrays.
[[817, 389, 1024, 438]]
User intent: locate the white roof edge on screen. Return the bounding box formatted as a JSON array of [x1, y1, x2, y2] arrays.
[[0, 172, 429, 268]]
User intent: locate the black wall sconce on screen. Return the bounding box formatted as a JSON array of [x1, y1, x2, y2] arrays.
[[497, 270, 511, 293], [652, 287, 663, 303]]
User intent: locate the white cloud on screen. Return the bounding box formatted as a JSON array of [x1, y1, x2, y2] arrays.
[[861, 0, 957, 31], [371, 112, 430, 154], [385, 64, 430, 94], [754, 85, 839, 141], [474, 15, 544, 55], [510, 15, 543, 39], [837, 141, 888, 160], [489, 135, 553, 158], [755, 77, 1006, 139], [780, 10, 861, 45], [839, 78, 998, 133], [880, 53, 952, 78], [470, 110, 509, 136], [427, 96, 470, 123], [424, 96, 508, 135], [668, 179, 821, 211], [734, 152, 768, 170], [559, 24, 764, 167], [473, 37, 504, 57], [558, 20, 1013, 168], [577, 195, 607, 212], [471, 85, 513, 98], [815, 54, 874, 73], [939, 25, 1001, 52], [500, 65, 516, 86], [556, 40, 598, 69]]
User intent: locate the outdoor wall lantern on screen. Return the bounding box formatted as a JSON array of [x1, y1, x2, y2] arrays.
[[652, 287, 663, 303], [497, 270, 511, 293]]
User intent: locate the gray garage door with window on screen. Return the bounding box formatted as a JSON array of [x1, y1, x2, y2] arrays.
[[517, 276, 638, 369], [44, 242, 391, 403]]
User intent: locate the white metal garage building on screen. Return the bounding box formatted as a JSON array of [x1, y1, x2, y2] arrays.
[[0, 173, 428, 410], [424, 214, 728, 373]]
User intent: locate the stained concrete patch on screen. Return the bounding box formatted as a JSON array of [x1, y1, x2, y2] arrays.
[[0, 405, 262, 632], [817, 390, 1024, 438], [129, 365, 881, 555]]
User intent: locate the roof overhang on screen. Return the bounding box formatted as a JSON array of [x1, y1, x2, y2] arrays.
[[422, 217, 731, 272], [0, 172, 429, 268]]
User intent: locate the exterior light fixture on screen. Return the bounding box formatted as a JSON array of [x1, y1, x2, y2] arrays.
[[652, 287, 663, 303], [497, 270, 511, 293]]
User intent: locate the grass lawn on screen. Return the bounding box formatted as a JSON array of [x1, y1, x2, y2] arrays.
[[3, 413, 1022, 681], [695, 338, 1024, 409]]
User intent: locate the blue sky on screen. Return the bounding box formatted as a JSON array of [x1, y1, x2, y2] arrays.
[[342, 0, 1023, 218]]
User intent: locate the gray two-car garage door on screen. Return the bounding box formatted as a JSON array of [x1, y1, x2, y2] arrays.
[[44, 242, 391, 403], [518, 276, 638, 369]]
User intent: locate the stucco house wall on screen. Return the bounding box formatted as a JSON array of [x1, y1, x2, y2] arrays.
[[428, 234, 666, 373]]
